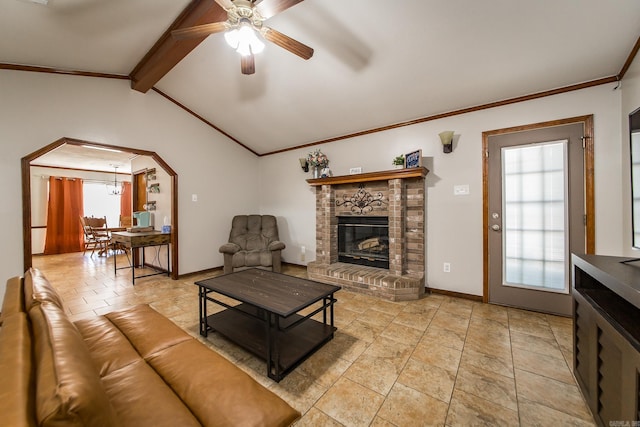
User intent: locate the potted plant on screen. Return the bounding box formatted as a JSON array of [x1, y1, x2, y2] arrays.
[[392, 155, 405, 169]]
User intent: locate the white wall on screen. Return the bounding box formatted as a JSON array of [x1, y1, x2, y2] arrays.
[[0, 70, 260, 286], [259, 83, 625, 296]]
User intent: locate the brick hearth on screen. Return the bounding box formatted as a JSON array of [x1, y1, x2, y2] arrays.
[[306, 168, 428, 301]]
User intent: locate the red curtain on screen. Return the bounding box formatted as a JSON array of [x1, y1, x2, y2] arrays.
[[120, 181, 132, 217], [43, 177, 84, 254]]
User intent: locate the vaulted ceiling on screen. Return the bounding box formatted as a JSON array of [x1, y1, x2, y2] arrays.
[[2, 0, 640, 159]]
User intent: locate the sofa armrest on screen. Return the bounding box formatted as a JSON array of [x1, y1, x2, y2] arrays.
[[219, 243, 241, 254], [268, 241, 286, 251]]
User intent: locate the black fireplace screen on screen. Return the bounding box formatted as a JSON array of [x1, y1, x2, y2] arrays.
[[338, 216, 389, 269]]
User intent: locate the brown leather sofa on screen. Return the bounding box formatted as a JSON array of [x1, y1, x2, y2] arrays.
[[0, 268, 300, 427]]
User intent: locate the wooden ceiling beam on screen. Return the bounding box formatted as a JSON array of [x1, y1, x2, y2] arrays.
[[129, 0, 226, 93]]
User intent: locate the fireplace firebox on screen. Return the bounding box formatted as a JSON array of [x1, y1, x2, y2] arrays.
[[338, 216, 389, 269]]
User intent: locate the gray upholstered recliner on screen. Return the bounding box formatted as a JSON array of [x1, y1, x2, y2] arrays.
[[219, 215, 286, 274]]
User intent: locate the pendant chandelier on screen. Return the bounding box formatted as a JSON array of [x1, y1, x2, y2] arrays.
[[107, 165, 124, 196]]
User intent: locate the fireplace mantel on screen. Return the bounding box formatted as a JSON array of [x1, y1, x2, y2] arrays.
[[307, 167, 429, 186], [307, 167, 428, 301]]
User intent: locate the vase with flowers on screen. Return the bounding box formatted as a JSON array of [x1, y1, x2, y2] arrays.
[[307, 149, 329, 178]]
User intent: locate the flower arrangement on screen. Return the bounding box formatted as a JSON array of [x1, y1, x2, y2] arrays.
[[392, 155, 405, 166], [307, 149, 329, 168]]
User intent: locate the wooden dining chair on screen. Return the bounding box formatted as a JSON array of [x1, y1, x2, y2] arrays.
[[79, 216, 110, 256]]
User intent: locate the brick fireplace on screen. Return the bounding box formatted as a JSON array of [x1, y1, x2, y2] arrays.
[[307, 168, 428, 301]]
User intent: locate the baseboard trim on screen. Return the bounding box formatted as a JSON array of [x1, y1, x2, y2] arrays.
[[428, 287, 483, 302], [177, 266, 223, 279]]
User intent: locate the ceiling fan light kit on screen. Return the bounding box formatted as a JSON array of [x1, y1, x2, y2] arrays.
[[224, 21, 265, 56], [171, 0, 313, 75]]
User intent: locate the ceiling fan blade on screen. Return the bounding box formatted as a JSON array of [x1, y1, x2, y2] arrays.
[[263, 27, 313, 60], [171, 22, 228, 40], [255, 0, 304, 20], [241, 53, 256, 75], [213, 0, 234, 9]]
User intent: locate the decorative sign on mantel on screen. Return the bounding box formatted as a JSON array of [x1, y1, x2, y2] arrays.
[[335, 184, 387, 214], [404, 149, 422, 168]]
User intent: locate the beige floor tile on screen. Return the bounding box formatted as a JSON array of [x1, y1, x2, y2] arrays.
[[315, 377, 385, 427], [377, 383, 449, 426], [454, 364, 518, 411], [358, 309, 396, 328], [397, 357, 456, 403], [439, 297, 475, 316], [294, 407, 342, 427], [393, 309, 435, 331], [459, 346, 514, 379], [421, 325, 466, 351], [321, 331, 370, 363], [468, 315, 509, 330], [380, 322, 424, 346], [342, 319, 386, 343], [518, 397, 596, 427], [512, 347, 574, 384], [269, 369, 330, 415], [429, 311, 470, 335], [508, 317, 556, 340], [507, 307, 549, 325], [446, 389, 519, 426], [514, 368, 593, 421], [411, 338, 462, 373], [369, 416, 397, 427], [297, 347, 352, 389], [510, 330, 565, 360], [471, 303, 509, 322], [344, 338, 412, 395]]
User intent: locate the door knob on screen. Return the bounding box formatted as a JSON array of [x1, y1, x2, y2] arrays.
[[491, 224, 501, 231]]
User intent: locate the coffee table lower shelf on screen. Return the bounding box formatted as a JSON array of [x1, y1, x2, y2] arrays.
[[205, 304, 336, 381]]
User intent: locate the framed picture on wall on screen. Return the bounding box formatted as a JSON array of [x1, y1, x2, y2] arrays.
[[405, 149, 422, 168]]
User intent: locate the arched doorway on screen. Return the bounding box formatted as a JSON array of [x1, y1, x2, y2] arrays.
[[21, 137, 179, 279]]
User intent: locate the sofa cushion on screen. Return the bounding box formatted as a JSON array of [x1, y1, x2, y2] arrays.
[[74, 316, 142, 377], [101, 359, 201, 427], [0, 312, 36, 427], [104, 304, 191, 359], [1, 276, 25, 324], [148, 339, 301, 427], [30, 302, 119, 427], [24, 268, 64, 312]]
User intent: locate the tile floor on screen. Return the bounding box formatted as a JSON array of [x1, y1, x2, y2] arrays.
[[32, 252, 596, 426]]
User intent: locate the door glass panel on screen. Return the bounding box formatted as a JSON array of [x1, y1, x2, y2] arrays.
[[501, 140, 568, 293]]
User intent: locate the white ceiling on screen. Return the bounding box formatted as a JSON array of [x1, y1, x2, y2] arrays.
[[2, 0, 640, 167], [30, 143, 139, 173]]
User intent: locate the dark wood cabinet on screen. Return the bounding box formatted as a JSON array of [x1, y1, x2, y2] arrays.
[[572, 254, 640, 426]]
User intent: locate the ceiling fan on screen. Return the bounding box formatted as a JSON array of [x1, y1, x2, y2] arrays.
[[171, 0, 314, 75]]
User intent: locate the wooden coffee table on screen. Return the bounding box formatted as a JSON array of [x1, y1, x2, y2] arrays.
[[195, 269, 340, 382]]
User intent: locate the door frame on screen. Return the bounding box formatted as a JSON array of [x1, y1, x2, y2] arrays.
[[21, 137, 180, 280], [481, 115, 595, 303]]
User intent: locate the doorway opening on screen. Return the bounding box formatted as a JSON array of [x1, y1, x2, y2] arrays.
[[21, 137, 179, 279]]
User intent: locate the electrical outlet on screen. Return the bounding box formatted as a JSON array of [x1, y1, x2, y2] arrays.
[[191, 194, 198, 202], [443, 262, 451, 273]]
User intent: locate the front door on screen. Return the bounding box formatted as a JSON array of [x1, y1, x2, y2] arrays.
[[485, 121, 588, 316]]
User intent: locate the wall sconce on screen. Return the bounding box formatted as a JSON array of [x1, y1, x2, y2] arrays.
[[299, 158, 309, 172], [439, 131, 455, 153]]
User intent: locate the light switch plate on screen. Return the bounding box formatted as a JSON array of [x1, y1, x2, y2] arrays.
[[454, 185, 469, 196], [349, 167, 362, 174]]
